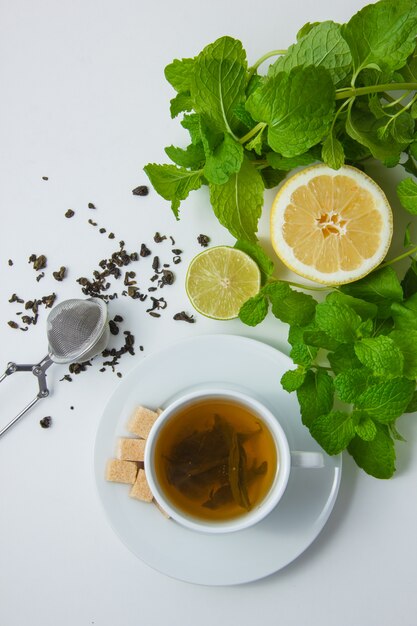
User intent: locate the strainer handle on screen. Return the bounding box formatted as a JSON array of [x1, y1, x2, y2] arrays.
[[0, 395, 43, 438], [0, 354, 53, 439]]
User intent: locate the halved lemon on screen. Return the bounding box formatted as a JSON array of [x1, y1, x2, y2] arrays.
[[185, 246, 261, 320], [270, 164, 393, 285]]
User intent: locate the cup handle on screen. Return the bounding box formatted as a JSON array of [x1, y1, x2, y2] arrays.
[[291, 451, 324, 468]]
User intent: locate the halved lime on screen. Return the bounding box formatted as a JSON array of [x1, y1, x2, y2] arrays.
[[185, 246, 261, 320]]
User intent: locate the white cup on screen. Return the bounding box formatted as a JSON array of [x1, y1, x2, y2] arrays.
[[144, 389, 323, 534]]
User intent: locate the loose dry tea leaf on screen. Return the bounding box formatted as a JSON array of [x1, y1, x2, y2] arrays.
[[173, 311, 195, 323], [65, 209, 75, 218], [29, 255, 47, 271], [39, 416, 52, 428], [36, 272, 45, 282], [8, 259, 13, 266], [197, 234, 210, 247], [7, 321, 19, 329], [140, 243, 151, 257], [88, 202, 96, 209], [52, 266, 66, 282], [132, 185, 149, 196], [154, 232, 166, 243], [42, 176, 49, 181], [9, 294, 24, 303]]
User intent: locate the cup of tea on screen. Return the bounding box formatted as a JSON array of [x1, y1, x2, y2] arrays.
[[144, 388, 323, 533]]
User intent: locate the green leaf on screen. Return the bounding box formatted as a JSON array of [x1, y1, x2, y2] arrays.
[[165, 57, 195, 92], [169, 92, 193, 118], [209, 156, 264, 242], [334, 368, 371, 403], [354, 336, 404, 377], [144, 164, 203, 218], [234, 240, 274, 285], [390, 112, 415, 144], [310, 410, 355, 455], [397, 178, 417, 214], [296, 368, 334, 427], [302, 328, 340, 351], [201, 127, 244, 185], [328, 343, 362, 374], [290, 343, 318, 368], [341, 0, 417, 75], [269, 289, 317, 326], [246, 66, 335, 157], [266, 151, 318, 171], [399, 49, 417, 82], [264, 281, 291, 301], [165, 143, 205, 169], [296, 22, 321, 41], [389, 330, 417, 379], [391, 292, 417, 331], [269, 21, 352, 87], [404, 222, 413, 248], [356, 378, 415, 422], [181, 114, 202, 144], [322, 131, 345, 170], [353, 411, 377, 442], [340, 266, 403, 306], [315, 302, 362, 343], [238, 292, 269, 327], [405, 390, 417, 413], [348, 424, 395, 478], [281, 368, 307, 392], [260, 167, 287, 189], [191, 36, 247, 135], [401, 260, 417, 298], [325, 291, 378, 320], [346, 103, 404, 161]]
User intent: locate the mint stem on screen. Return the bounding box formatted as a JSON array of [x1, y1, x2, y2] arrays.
[[336, 82, 417, 100], [239, 122, 267, 145], [248, 49, 287, 78], [378, 245, 417, 269]]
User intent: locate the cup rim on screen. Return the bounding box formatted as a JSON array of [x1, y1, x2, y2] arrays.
[[144, 388, 291, 534]]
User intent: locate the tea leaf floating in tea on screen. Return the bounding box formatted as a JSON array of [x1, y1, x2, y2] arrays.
[[158, 403, 276, 521]]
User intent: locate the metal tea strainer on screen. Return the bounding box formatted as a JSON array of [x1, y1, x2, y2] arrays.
[[0, 298, 110, 438]]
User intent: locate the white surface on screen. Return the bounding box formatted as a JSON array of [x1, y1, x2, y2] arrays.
[[95, 335, 341, 577], [0, 0, 416, 624]]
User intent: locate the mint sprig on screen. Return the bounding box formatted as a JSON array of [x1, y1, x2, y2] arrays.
[[144, 0, 417, 478]]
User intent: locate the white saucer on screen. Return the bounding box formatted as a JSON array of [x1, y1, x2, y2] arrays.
[[94, 334, 342, 586]]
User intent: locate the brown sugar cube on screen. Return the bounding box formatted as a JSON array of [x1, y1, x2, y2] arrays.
[[117, 437, 146, 462], [129, 469, 153, 502], [106, 459, 138, 484], [127, 406, 158, 438]]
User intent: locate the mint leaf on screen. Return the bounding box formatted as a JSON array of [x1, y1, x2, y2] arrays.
[[391, 293, 417, 331], [260, 167, 287, 190], [389, 330, 417, 379], [181, 114, 202, 144], [325, 291, 378, 320], [302, 328, 340, 351], [209, 156, 264, 242], [328, 344, 362, 374], [315, 302, 362, 343], [191, 37, 247, 135], [348, 424, 395, 478], [401, 260, 417, 298], [346, 103, 404, 161], [246, 66, 334, 158], [356, 378, 415, 422], [322, 131, 345, 169], [144, 164, 203, 218], [238, 293, 268, 327], [340, 266, 403, 306], [341, 0, 417, 75], [281, 368, 307, 392], [353, 411, 377, 442], [296, 369, 334, 427], [165, 143, 205, 169], [310, 410, 355, 455], [397, 178, 417, 214], [266, 151, 317, 171], [264, 281, 291, 301], [334, 368, 371, 403], [269, 21, 352, 87], [169, 92, 193, 118], [354, 336, 404, 377], [165, 58, 195, 92], [200, 123, 244, 185], [269, 289, 316, 326], [234, 240, 274, 285], [405, 390, 417, 413], [290, 343, 318, 368]]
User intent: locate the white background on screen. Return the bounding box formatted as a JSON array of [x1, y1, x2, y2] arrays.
[[1, 0, 417, 624]]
